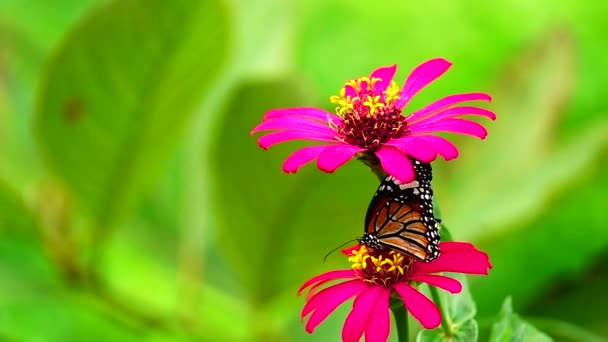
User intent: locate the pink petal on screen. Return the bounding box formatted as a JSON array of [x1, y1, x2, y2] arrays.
[[257, 130, 336, 149], [409, 118, 488, 139], [413, 241, 492, 275], [406, 92, 492, 123], [264, 107, 339, 122], [344, 84, 357, 98], [374, 145, 415, 184], [407, 274, 462, 294], [364, 288, 391, 342], [302, 279, 365, 318], [384, 136, 438, 163], [306, 278, 342, 301], [283, 145, 331, 173], [393, 282, 442, 329], [251, 116, 335, 135], [441, 241, 478, 253], [410, 106, 496, 127], [304, 279, 368, 333], [342, 286, 383, 342], [298, 269, 355, 295], [395, 58, 452, 110], [341, 244, 363, 256], [412, 135, 459, 160], [316, 144, 365, 173], [370, 64, 397, 92]]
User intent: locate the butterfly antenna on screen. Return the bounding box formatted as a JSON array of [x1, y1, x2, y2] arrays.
[[323, 238, 358, 262]]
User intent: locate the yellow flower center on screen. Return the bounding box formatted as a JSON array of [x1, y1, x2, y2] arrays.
[[327, 75, 408, 150], [330, 77, 401, 117], [348, 245, 413, 287]]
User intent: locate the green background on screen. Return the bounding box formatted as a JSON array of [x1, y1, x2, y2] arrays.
[[1, 0, 607, 340]]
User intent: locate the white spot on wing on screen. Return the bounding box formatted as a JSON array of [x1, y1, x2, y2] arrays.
[[398, 180, 419, 190]]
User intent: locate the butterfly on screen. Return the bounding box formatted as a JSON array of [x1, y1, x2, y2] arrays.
[[359, 159, 441, 262]]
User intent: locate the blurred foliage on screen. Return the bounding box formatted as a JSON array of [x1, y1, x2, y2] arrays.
[[488, 298, 552, 342], [1, 0, 608, 341], [417, 275, 479, 342]]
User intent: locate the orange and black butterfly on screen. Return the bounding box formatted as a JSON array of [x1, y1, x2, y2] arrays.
[[359, 159, 441, 262]]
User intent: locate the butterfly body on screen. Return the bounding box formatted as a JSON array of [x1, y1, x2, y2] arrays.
[[361, 159, 441, 262]]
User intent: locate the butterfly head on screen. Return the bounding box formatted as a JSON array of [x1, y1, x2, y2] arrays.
[[358, 233, 381, 249]]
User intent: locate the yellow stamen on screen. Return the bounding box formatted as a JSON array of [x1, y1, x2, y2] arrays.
[[363, 95, 384, 115], [384, 80, 401, 104], [330, 75, 400, 117], [349, 245, 413, 287]]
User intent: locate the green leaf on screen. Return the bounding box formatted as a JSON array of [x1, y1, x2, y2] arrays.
[[0, 179, 37, 234], [0, 1, 99, 188], [34, 0, 229, 230], [210, 78, 377, 304], [448, 275, 477, 325], [418, 274, 478, 342], [0, 0, 100, 52], [436, 28, 608, 241], [0, 206, 139, 340], [525, 318, 606, 342], [489, 297, 552, 342], [0, 291, 141, 341], [439, 223, 453, 242], [100, 223, 252, 341], [229, 0, 293, 76], [433, 28, 608, 318], [472, 163, 608, 315], [524, 262, 608, 341], [418, 320, 478, 342]]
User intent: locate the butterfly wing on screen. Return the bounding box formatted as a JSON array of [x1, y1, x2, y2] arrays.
[[364, 159, 440, 262]]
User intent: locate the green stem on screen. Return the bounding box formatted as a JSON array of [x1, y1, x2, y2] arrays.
[[356, 152, 387, 181], [429, 285, 453, 337], [390, 300, 409, 342]]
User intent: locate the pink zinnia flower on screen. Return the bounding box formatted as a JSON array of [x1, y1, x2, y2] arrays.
[[252, 58, 496, 183], [298, 242, 491, 342]]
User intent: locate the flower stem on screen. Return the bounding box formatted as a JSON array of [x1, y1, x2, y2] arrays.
[[356, 152, 387, 182], [390, 299, 409, 342], [429, 285, 453, 337]]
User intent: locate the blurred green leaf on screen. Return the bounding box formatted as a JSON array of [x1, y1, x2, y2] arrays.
[[456, 320, 479, 342], [34, 0, 229, 230], [228, 0, 293, 76], [0, 292, 141, 341], [210, 78, 377, 313], [525, 258, 608, 340], [418, 319, 479, 342], [0, 210, 140, 340], [0, 0, 99, 187], [489, 297, 552, 342], [0, 179, 37, 234], [437, 28, 608, 241], [0, 0, 100, 52], [448, 276, 477, 325], [527, 318, 606, 342], [418, 274, 479, 341], [417, 326, 445, 341], [101, 224, 252, 341], [472, 162, 608, 315], [437, 28, 608, 323]]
